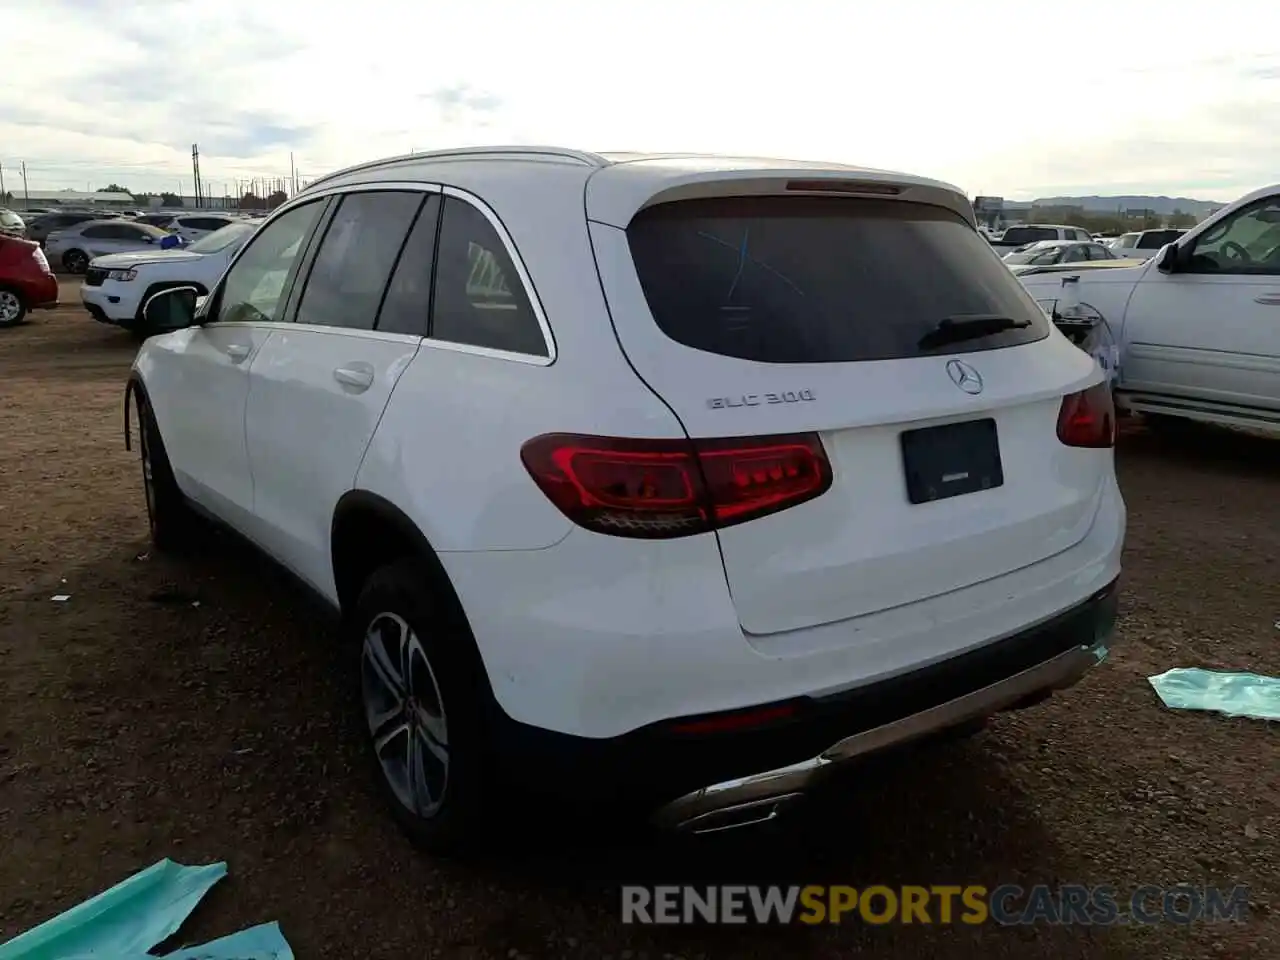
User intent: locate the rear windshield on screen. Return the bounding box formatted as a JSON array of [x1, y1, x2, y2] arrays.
[[1001, 226, 1058, 245], [626, 196, 1050, 363]]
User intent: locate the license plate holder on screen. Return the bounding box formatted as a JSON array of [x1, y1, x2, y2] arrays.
[[900, 418, 1004, 505]]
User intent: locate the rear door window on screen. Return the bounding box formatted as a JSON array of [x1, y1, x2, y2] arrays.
[[625, 196, 1050, 363], [430, 195, 547, 356], [294, 191, 424, 330]]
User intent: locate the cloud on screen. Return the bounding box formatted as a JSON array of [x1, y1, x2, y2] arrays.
[[3, 0, 1277, 202]]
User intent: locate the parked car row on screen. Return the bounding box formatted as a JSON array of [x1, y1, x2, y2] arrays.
[[985, 224, 1190, 264], [2, 208, 254, 256], [1000, 239, 1133, 276], [82, 219, 264, 335], [1022, 185, 1280, 435]]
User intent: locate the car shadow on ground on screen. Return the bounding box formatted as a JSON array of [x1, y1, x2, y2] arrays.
[[1120, 417, 1277, 480], [44, 527, 1105, 958], [4, 322, 139, 355]]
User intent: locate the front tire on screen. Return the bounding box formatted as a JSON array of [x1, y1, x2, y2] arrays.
[[63, 249, 89, 274], [352, 560, 495, 856], [137, 396, 200, 552], [0, 287, 26, 327]]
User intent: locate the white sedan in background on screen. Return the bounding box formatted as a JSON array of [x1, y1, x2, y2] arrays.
[[81, 219, 263, 336], [1002, 240, 1123, 276]]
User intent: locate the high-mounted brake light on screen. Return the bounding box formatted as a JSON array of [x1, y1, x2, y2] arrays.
[[520, 432, 833, 539], [785, 179, 902, 196], [1057, 382, 1116, 448]]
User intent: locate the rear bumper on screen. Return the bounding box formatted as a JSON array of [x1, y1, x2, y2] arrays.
[[19, 274, 59, 308], [485, 579, 1119, 827], [655, 633, 1106, 832], [451, 475, 1125, 739]]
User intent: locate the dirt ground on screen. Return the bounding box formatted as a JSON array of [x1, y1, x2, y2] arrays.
[[1, 283, 1277, 960]]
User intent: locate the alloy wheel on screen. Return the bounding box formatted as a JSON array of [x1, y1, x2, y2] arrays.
[[361, 612, 450, 817], [0, 291, 21, 324]]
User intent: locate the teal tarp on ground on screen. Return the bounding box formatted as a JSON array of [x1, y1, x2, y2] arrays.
[[1148, 668, 1280, 721], [0, 859, 293, 960]]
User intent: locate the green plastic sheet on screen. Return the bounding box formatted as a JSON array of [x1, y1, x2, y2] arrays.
[[0, 859, 293, 960], [1148, 668, 1280, 721]]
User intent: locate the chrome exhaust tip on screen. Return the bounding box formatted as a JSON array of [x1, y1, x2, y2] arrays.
[[676, 793, 806, 835]]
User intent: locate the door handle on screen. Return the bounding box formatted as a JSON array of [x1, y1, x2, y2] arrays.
[[333, 364, 374, 391], [225, 343, 251, 362], [1254, 294, 1280, 306]]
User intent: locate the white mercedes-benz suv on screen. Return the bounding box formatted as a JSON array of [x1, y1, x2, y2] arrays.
[[126, 147, 1125, 852]]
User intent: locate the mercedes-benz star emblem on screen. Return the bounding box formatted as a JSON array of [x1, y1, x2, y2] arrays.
[[946, 359, 984, 395]]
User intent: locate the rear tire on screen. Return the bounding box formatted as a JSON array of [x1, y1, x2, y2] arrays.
[[351, 559, 496, 856], [137, 396, 201, 553], [0, 286, 26, 327]]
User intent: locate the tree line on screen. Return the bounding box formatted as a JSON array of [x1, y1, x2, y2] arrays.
[[98, 183, 289, 210], [1016, 204, 1201, 233]]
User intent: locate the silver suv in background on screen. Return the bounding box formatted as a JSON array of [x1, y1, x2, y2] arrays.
[[45, 220, 171, 274]]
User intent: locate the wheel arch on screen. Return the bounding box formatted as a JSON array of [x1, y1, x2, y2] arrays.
[[123, 371, 151, 453], [330, 491, 470, 630]]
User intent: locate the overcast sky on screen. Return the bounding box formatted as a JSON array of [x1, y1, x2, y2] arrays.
[[4, 0, 1278, 202]]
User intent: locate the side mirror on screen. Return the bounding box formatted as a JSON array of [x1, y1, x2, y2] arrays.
[[142, 286, 200, 333], [1155, 243, 1179, 273]]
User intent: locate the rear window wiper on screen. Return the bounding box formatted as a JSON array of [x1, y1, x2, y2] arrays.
[[918, 313, 1032, 350]]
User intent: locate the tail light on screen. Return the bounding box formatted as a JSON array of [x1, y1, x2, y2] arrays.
[[1057, 382, 1115, 448], [520, 432, 833, 539], [31, 247, 51, 274]]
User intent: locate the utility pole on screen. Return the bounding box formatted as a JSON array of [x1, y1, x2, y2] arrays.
[[191, 144, 202, 207], [0, 161, 6, 203], [290, 152, 297, 197], [21, 161, 30, 207]]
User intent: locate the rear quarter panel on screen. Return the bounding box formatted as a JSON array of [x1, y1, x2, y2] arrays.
[[353, 164, 688, 553]]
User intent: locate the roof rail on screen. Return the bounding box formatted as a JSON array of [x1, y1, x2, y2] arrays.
[[303, 146, 608, 192]]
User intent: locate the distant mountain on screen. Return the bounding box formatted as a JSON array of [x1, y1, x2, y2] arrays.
[[1027, 196, 1222, 217]]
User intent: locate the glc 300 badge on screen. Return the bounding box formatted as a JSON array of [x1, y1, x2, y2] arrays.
[[707, 389, 816, 410]]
